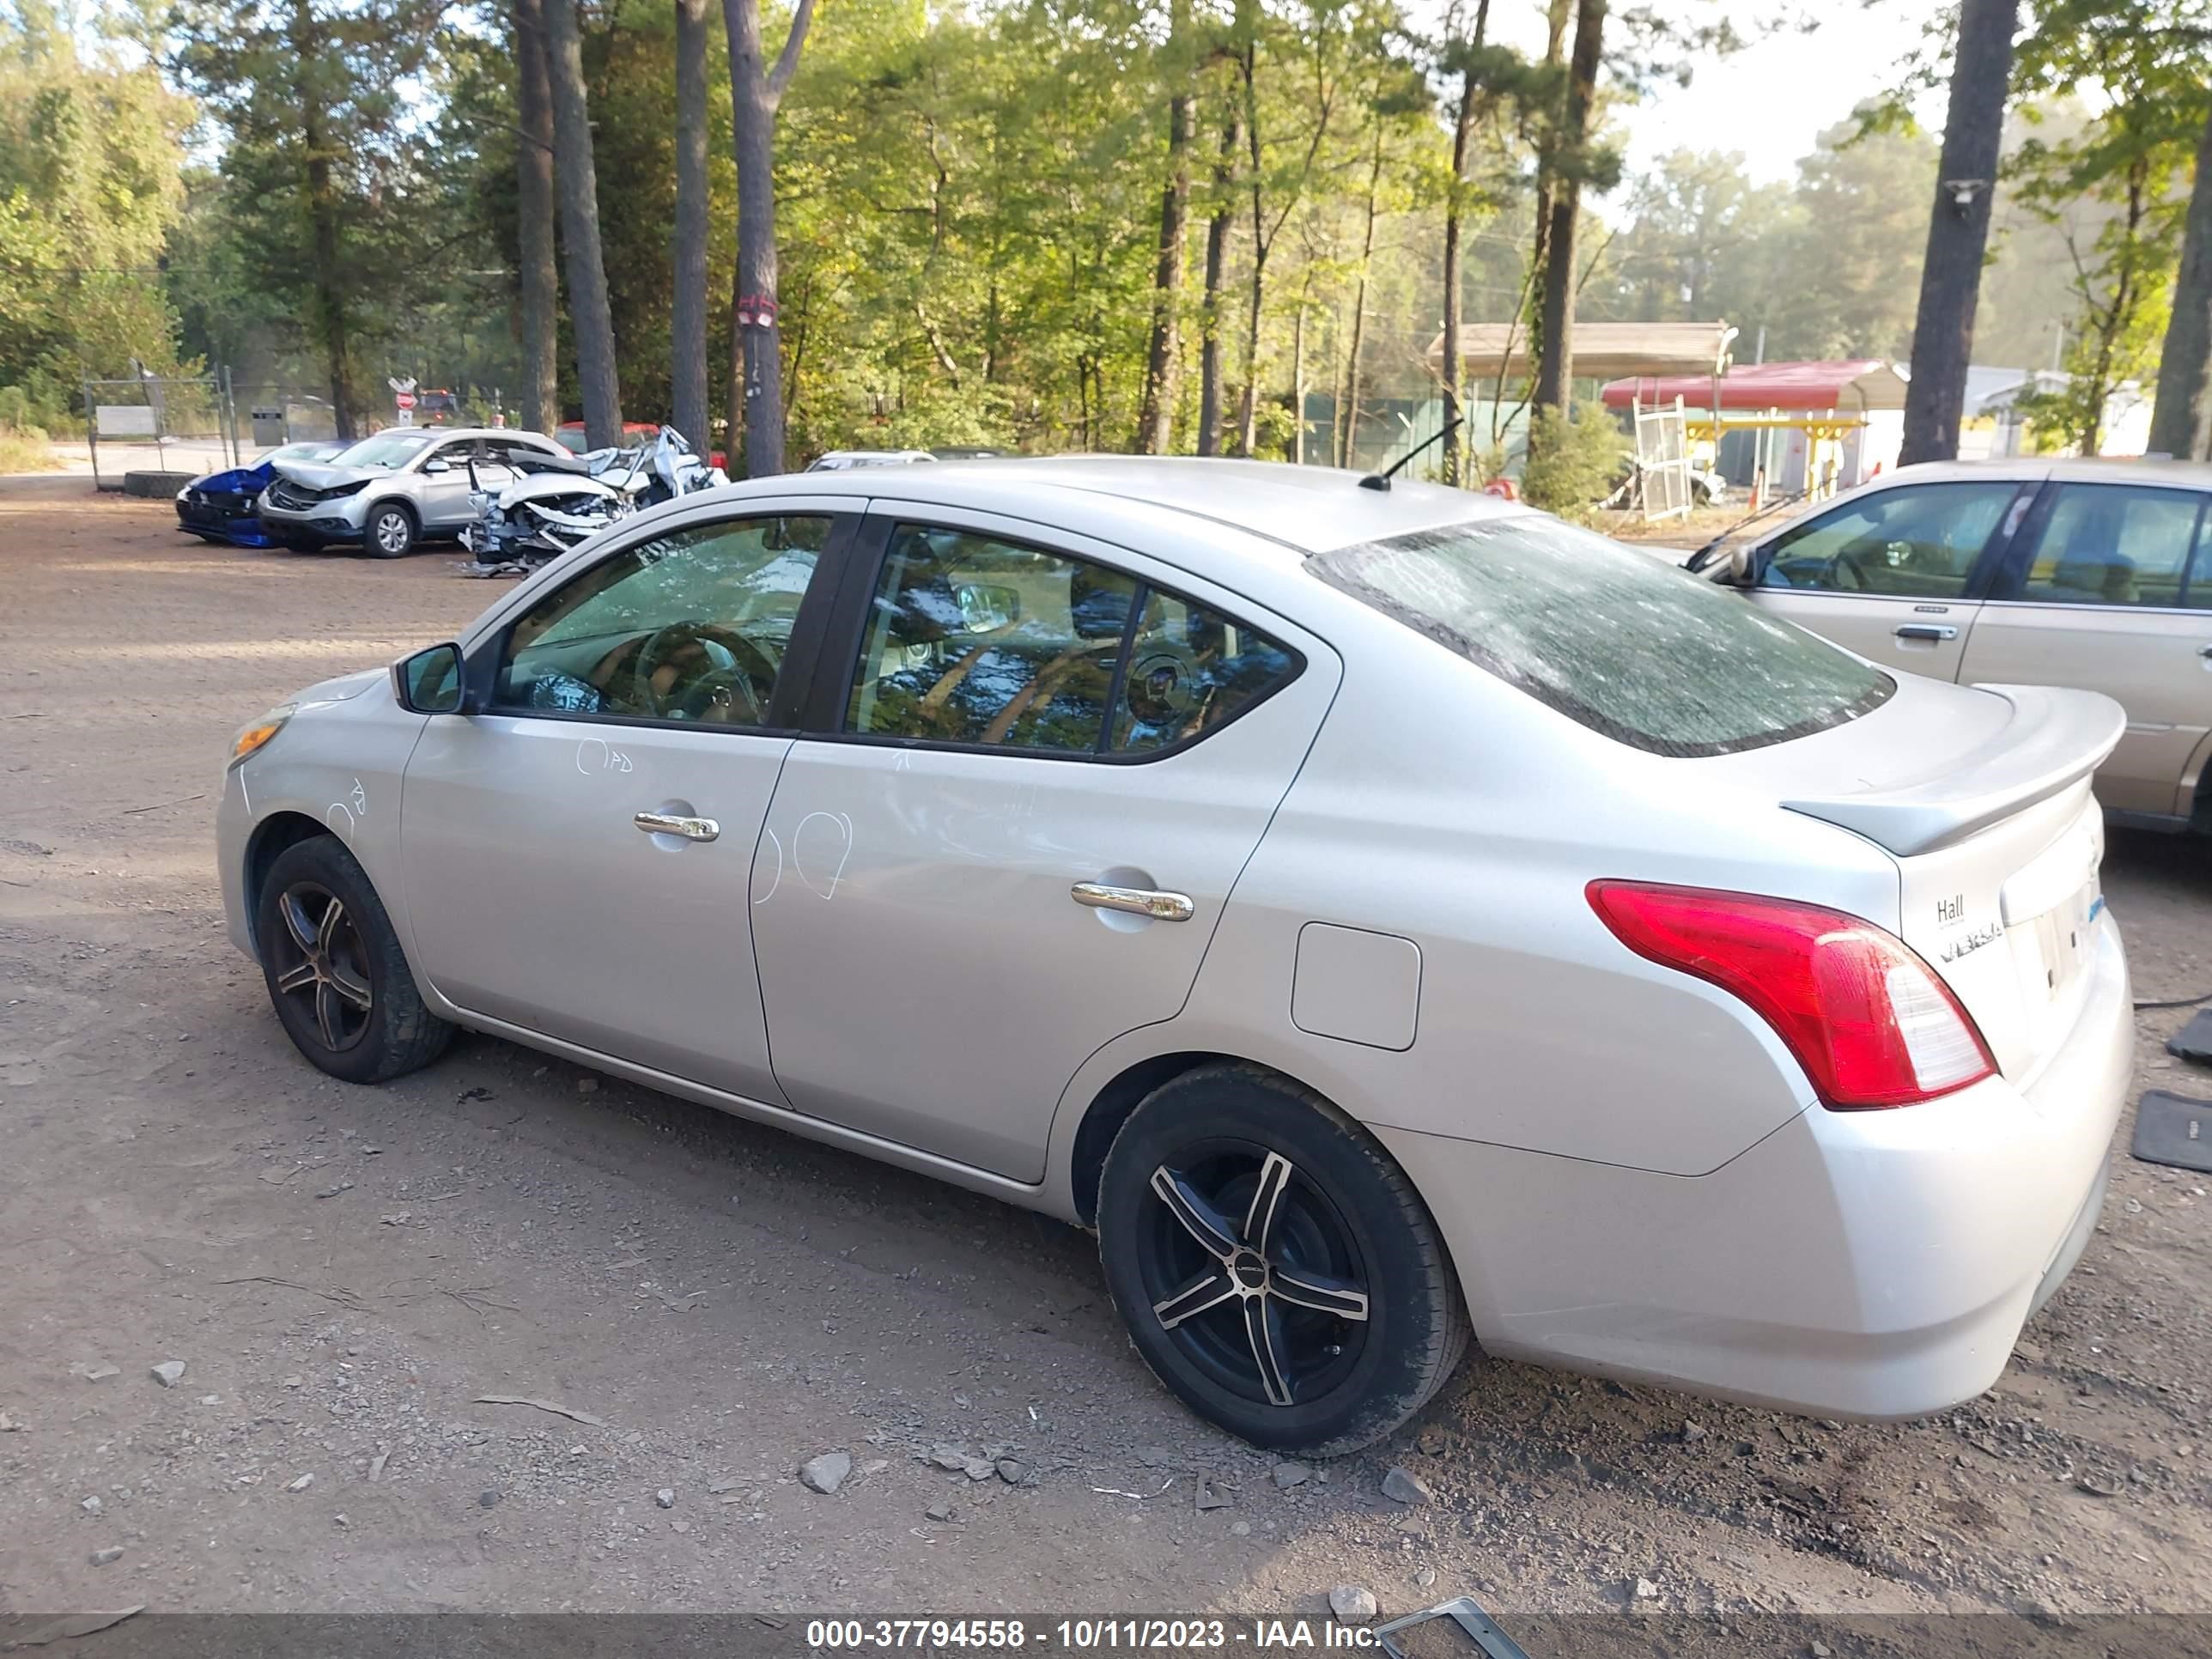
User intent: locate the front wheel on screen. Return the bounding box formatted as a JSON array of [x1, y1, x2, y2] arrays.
[[255, 835, 453, 1083], [365, 502, 417, 558], [1097, 1064, 1469, 1455]]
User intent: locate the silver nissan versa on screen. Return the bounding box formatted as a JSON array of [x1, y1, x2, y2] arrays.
[[217, 458, 2130, 1454]]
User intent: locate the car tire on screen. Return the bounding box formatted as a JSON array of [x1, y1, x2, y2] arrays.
[[255, 835, 453, 1085], [365, 502, 418, 558], [1096, 1063, 1469, 1455]]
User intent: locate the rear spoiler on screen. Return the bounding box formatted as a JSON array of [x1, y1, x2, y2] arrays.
[[1782, 684, 2126, 856]]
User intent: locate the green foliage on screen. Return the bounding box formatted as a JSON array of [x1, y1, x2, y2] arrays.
[[2001, 0, 2208, 453], [1520, 401, 1625, 518], [0, 11, 193, 419]]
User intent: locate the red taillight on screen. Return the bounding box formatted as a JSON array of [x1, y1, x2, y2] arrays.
[[1586, 880, 1996, 1110]]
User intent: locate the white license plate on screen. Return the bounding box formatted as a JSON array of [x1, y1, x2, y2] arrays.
[[2022, 882, 2098, 1004]]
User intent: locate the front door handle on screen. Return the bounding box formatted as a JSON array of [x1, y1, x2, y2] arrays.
[[2197, 644, 2212, 659], [1893, 623, 1959, 641], [634, 810, 720, 842], [1072, 881, 1194, 922]]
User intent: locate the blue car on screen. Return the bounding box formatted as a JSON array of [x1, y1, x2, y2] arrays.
[[174, 442, 344, 547]]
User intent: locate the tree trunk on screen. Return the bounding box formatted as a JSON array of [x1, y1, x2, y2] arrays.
[[2150, 99, 2212, 460], [722, 0, 817, 477], [1196, 108, 1241, 458], [1521, 0, 1572, 389], [290, 0, 354, 438], [1439, 0, 1491, 486], [1531, 0, 1603, 419], [671, 0, 712, 447], [1234, 25, 1262, 455], [1339, 131, 1383, 472], [544, 0, 622, 447], [1137, 0, 1195, 454], [1291, 283, 1308, 464], [1899, 0, 2018, 465], [725, 259, 744, 462], [513, 0, 560, 434]]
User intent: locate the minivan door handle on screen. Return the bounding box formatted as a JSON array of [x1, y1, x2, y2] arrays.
[[1893, 623, 1959, 641], [1072, 881, 1194, 922], [634, 810, 720, 842]]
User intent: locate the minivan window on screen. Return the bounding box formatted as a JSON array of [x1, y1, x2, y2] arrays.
[[1311, 514, 1894, 757]]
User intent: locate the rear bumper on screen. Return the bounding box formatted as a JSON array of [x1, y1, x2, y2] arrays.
[[1384, 917, 2131, 1420]]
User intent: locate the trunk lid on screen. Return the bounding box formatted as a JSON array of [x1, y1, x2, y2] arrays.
[[1749, 678, 2124, 1083]]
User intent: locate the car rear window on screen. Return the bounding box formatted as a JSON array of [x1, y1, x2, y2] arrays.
[[1310, 514, 1894, 757]]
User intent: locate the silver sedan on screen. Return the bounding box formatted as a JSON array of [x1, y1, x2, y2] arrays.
[[216, 459, 2131, 1452], [257, 426, 565, 557]]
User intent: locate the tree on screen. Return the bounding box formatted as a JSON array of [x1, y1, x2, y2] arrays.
[[513, 0, 560, 434], [0, 13, 191, 420], [1529, 0, 1604, 418], [2152, 100, 2212, 459], [544, 0, 623, 447], [1195, 93, 1242, 456], [672, 0, 714, 445], [1899, 0, 2018, 465], [1137, 0, 1195, 453], [723, 0, 820, 476], [1435, 0, 1492, 483], [172, 0, 441, 436]]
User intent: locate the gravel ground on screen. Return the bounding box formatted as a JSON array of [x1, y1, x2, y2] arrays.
[[3, 477, 2210, 1621]]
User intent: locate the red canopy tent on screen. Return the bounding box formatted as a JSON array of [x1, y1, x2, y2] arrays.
[[1599, 360, 1906, 413]]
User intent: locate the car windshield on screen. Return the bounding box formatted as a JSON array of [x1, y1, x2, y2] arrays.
[[336, 430, 439, 470], [1310, 514, 1894, 757]]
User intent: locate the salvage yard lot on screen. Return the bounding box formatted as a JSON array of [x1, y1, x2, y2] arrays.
[[3, 474, 2211, 1617]]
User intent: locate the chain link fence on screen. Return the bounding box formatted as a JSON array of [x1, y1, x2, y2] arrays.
[[82, 372, 236, 489]]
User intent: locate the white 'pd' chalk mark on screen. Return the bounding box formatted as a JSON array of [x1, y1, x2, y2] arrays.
[[575, 737, 609, 776], [793, 811, 853, 900], [752, 827, 783, 906], [325, 801, 356, 840]]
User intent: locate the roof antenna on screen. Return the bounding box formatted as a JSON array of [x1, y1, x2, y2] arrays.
[[1358, 418, 1463, 492]]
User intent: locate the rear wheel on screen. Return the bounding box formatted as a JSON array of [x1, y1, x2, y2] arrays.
[[255, 836, 452, 1083], [1097, 1064, 1468, 1455], [366, 502, 417, 558]]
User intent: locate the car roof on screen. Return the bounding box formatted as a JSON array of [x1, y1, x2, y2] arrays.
[[1868, 457, 2212, 488], [744, 455, 1519, 556]]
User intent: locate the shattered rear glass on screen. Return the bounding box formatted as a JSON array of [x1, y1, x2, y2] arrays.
[[1310, 514, 1894, 757]]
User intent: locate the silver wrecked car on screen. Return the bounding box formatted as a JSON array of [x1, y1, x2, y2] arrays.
[[258, 427, 565, 557], [216, 458, 2130, 1453]]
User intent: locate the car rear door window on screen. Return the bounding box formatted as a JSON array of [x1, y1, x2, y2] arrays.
[[1312, 513, 1893, 757], [1759, 481, 2023, 598], [2008, 483, 2212, 609], [847, 527, 1131, 752], [1112, 590, 1300, 754], [496, 515, 832, 724], [844, 525, 1302, 757]]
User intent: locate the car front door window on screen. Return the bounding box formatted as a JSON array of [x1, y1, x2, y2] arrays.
[[1760, 481, 2022, 598], [498, 515, 830, 724]]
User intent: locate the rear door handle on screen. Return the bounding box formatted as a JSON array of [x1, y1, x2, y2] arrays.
[[2198, 644, 2212, 659], [1072, 881, 1194, 922], [1893, 623, 1958, 641], [634, 810, 720, 842]]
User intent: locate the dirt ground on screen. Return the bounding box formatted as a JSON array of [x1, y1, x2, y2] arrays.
[[3, 475, 2211, 1624]]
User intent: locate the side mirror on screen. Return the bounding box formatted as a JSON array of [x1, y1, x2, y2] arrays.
[[423, 458, 453, 475], [1727, 543, 1753, 584], [393, 642, 468, 714]]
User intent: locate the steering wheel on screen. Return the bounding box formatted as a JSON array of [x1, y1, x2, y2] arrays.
[[1827, 550, 1870, 592], [1121, 639, 1209, 738], [631, 623, 781, 722]]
